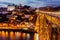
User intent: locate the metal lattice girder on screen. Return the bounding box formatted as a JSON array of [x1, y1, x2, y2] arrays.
[[46, 14, 60, 27], [35, 13, 51, 40]]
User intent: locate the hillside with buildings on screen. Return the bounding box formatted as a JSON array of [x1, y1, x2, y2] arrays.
[[39, 6, 60, 12]]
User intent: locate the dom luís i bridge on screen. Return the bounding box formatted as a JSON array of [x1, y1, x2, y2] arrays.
[[0, 10, 60, 40]]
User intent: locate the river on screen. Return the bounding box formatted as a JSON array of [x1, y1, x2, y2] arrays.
[[0, 31, 38, 40]]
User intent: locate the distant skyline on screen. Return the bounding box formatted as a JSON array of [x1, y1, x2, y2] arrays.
[[0, 0, 60, 7]]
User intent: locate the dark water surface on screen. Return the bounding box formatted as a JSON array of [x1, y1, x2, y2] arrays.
[[0, 31, 38, 40]]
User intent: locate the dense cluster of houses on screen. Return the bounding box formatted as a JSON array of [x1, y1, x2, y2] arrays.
[[0, 4, 36, 24]]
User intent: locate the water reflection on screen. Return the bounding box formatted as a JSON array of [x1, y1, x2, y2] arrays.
[[0, 31, 38, 40]]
